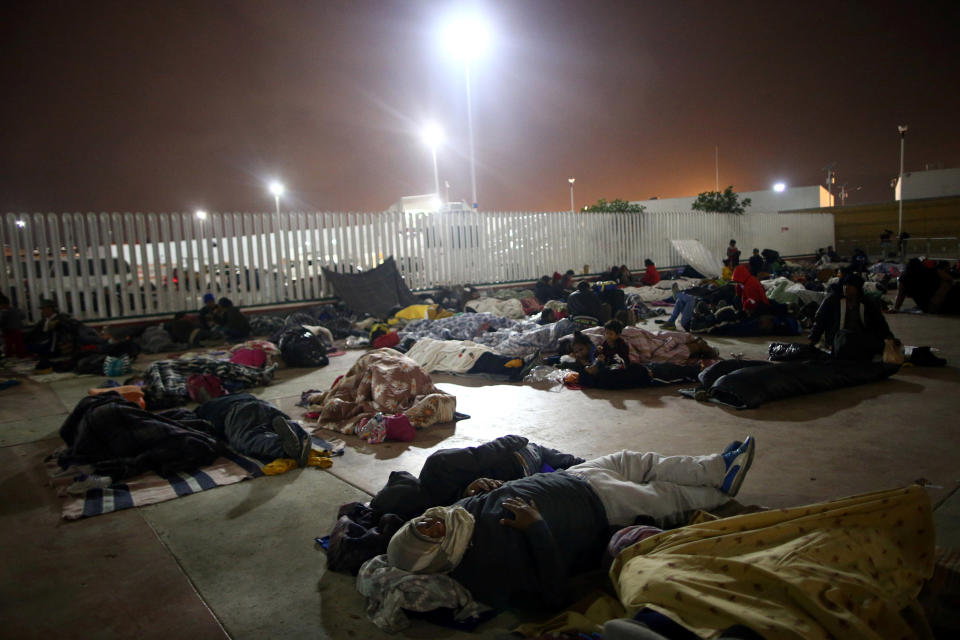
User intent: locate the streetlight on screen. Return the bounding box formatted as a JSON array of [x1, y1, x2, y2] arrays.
[[268, 180, 285, 216], [568, 178, 576, 213], [897, 125, 908, 239], [15, 219, 26, 229], [420, 122, 444, 200], [772, 182, 786, 192], [442, 13, 491, 210], [195, 209, 208, 221]]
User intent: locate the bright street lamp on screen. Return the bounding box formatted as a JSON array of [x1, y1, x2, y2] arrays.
[[442, 14, 492, 210], [268, 180, 285, 216], [568, 178, 576, 213], [772, 182, 786, 192], [195, 209, 208, 221], [421, 122, 445, 199], [15, 219, 26, 229]]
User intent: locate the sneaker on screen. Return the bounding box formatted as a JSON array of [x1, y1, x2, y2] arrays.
[[722, 440, 743, 455], [720, 436, 755, 497], [272, 415, 309, 465], [296, 433, 313, 467], [661, 322, 677, 330]]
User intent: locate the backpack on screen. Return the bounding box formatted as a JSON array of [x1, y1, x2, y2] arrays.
[[186, 373, 226, 403]]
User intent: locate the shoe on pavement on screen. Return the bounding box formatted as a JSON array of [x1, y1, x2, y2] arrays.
[[722, 440, 743, 455], [661, 322, 676, 330], [272, 415, 310, 466], [720, 436, 755, 496]]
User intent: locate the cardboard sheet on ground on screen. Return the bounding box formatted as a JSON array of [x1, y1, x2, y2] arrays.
[[670, 239, 722, 278]]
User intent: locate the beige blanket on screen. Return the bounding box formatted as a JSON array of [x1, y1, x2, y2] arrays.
[[611, 485, 935, 639]]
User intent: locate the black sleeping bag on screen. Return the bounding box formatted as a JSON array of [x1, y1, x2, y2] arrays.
[[277, 327, 330, 368], [702, 359, 899, 409]]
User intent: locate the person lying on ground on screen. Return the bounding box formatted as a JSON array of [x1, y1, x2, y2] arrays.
[[195, 393, 313, 466], [369, 434, 586, 520], [892, 258, 960, 315], [385, 438, 757, 609], [810, 272, 896, 361], [534, 275, 564, 304]]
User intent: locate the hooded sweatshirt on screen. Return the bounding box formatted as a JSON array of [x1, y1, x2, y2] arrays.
[[731, 265, 769, 313]]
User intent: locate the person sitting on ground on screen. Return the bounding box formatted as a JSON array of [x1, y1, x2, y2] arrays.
[[534, 276, 563, 304], [720, 257, 733, 282], [892, 258, 960, 315], [730, 265, 770, 316], [810, 272, 896, 361], [585, 319, 630, 376], [195, 393, 313, 466], [536, 307, 557, 325], [213, 297, 251, 341], [880, 229, 893, 259], [198, 292, 218, 329], [25, 298, 83, 358], [816, 247, 828, 266], [618, 265, 635, 286], [385, 438, 757, 609], [566, 281, 608, 324], [164, 312, 216, 346], [559, 269, 576, 292], [826, 245, 840, 262], [850, 248, 869, 273], [726, 239, 741, 267], [748, 248, 763, 276], [0, 292, 27, 359], [641, 259, 661, 286]]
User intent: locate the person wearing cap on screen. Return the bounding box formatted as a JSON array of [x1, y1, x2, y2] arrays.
[[809, 271, 896, 361], [198, 292, 218, 329], [385, 438, 757, 609]]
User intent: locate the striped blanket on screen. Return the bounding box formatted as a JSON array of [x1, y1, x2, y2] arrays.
[[48, 450, 264, 520]]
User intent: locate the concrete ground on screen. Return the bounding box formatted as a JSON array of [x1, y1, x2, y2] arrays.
[[2, 304, 959, 639]]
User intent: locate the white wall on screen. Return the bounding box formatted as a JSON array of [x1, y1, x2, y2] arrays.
[[895, 167, 960, 201], [632, 185, 832, 214]]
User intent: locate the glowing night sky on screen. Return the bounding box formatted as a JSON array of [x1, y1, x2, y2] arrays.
[[2, 0, 958, 213]]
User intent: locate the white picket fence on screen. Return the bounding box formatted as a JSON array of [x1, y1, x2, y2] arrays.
[[1, 210, 834, 322]]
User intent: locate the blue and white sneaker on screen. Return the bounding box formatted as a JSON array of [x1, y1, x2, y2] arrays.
[[720, 436, 755, 497]]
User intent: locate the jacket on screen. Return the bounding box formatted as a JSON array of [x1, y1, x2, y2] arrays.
[[809, 290, 893, 347], [370, 435, 585, 520], [642, 264, 661, 285], [731, 265, 769, 313], [449, 471, 609, 609], [566, 289, 607, 322]]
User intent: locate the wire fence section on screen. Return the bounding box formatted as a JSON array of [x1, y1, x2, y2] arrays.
[[2, 210, 834, 322]]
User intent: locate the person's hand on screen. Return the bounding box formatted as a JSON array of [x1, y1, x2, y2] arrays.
[[499, 497, 542, 531], [465, 477, 503, 497]]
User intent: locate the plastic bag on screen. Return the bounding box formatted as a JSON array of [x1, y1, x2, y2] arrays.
[[522, 365, 569, 392], [278, 327, 330, 368], [768, 342, 824, 362]]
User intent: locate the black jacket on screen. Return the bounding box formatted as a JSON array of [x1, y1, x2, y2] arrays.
[[810, 291, 893, 347], [58, 394, 220, 479], [566, 289, 607, 322], [370, 435, 585, 520], [449, 471, 608, 610]]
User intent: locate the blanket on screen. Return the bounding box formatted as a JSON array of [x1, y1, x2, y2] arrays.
[[308, 348, 456, 435], [399, 312, 517, 341], [48, 449, 264, 520], [576, 325, 706, 364], [404, 338, 494, 373], [474, 318, 576, 357], [143, 356, 277, 409], [356, 555, 492, 633], [611, 485, 935, 640], [463, 297, 526, 319]]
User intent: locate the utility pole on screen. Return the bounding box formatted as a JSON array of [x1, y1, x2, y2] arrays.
[[715, 145, 719, 192], [897, 125, 908, 238]]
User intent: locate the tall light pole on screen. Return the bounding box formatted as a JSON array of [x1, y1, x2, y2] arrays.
[[420, 122, 444, 199], [269, 180, 285, 216], [568, 178, 576, 213], [897, 125, 907, 239], [442, 15, 491, 211]]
